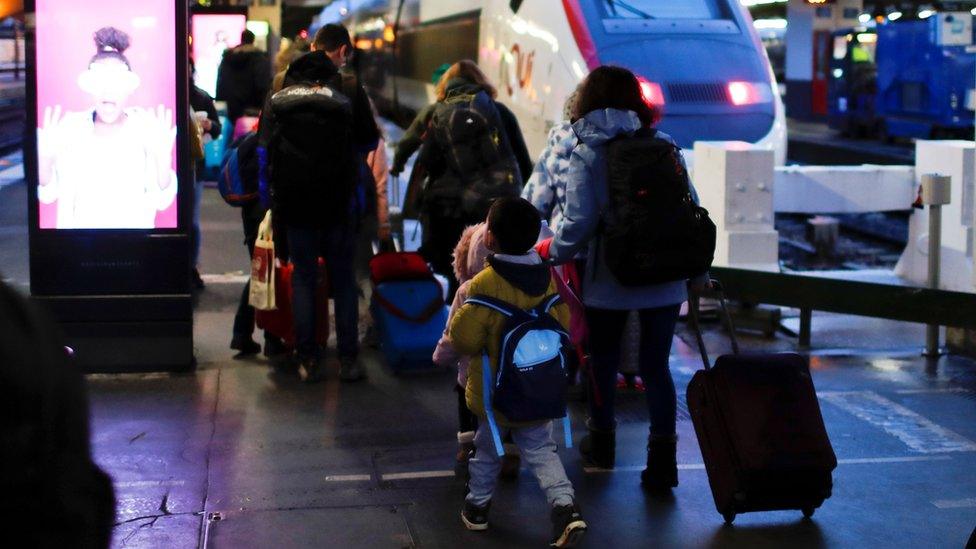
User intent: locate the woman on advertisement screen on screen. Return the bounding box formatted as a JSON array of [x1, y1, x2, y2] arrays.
[[38, 27, 177, 229]]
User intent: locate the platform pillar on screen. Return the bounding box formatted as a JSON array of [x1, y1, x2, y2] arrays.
[[785, 0, 863, 119]]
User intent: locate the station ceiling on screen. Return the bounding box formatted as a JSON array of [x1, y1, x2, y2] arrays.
[[750, 0, 976, 19]]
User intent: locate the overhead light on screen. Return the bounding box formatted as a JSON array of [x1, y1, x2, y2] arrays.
[[858, 13, 871, 23], [919, 9, 935, 19], [888, 11, 902, 21]]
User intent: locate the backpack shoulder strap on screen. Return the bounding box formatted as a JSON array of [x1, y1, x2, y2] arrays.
[[535, 294, 562, 315], [481, 353, 506, 457], [465, 294, 520, 318]]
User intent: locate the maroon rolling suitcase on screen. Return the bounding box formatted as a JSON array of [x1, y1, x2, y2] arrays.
[[686, 282, 837, 524]]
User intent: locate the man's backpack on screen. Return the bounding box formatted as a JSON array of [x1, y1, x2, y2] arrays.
[[603, 129, 716, 286], [427, 90, 521, 220], [268, 79, 355, 223], [218, 131, 260, 207], [465, 294, 573, 457]]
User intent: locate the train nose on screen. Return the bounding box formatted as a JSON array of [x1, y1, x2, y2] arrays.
[[600, 40, 777, 149]]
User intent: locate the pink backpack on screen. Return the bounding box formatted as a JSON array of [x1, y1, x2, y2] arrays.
[[551, 263, 587, 346]]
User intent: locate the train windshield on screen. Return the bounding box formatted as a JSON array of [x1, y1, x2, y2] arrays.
[[601, 0, 725, 20]]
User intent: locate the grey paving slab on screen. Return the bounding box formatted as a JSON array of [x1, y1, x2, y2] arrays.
[[206, 506, 417, 548], [111, 513, 202, 549]]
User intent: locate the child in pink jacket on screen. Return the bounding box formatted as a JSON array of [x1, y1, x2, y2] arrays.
[[433, 223, 520, 474]]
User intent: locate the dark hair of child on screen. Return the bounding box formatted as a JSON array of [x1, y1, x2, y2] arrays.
[[487, 197, 542, 255]]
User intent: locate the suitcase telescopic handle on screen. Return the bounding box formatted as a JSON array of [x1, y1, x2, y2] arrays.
[[687, 279, 740, 370]]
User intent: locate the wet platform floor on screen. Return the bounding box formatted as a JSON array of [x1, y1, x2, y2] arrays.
[[93, 282, 976, 548], [2, 172, 974, 547]]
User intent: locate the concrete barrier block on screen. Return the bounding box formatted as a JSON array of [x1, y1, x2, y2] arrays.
[[895, 141, 976, 291], [694, 141, 776, 232], [773, 165, 916, 214], [714, 229, 780, 272]]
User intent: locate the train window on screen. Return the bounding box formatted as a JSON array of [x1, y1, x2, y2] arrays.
[[601, 0, 724, 19]]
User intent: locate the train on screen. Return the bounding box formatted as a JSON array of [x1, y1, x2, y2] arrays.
[[315, 0, 787, 166], [828, 13, 976, 141]]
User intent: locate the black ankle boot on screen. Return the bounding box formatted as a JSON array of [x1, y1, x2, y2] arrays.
[[641, 434, 678, 490], [579, 420, 616, 469]]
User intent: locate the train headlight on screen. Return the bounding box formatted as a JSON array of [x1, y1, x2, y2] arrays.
[[638, 78, 665, 107], [727, 81, 774, 106]]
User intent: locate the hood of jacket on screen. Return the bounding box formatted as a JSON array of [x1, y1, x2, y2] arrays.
[[572, 108, 643, 148], [222, 44, 265, 68], [283, 51, 339, 87], [487, 254, 551, 297], [453, 223, 491, 284]]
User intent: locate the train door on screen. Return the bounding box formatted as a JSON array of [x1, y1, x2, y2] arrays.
[[812, 29, 833, 116]]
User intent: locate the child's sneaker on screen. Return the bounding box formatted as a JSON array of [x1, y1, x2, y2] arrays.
[[461, 500, 490, 531], [549, 502, 586, 548]]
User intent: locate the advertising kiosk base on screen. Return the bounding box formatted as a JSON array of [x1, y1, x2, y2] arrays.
[[34, 295, 195, 374]]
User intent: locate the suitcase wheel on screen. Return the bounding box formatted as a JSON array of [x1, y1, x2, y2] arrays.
[[802, 506, 815, 519], [722, 510, 736, 525]]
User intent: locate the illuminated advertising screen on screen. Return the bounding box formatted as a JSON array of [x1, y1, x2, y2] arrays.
[[34, 0, 178, 230], [191, 12, 247, 98]]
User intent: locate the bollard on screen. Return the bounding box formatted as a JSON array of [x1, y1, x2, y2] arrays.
[[807, 216, 840, 258], [921, 174, 952, 356]]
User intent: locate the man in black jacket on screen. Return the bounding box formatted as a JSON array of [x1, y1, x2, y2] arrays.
[[259, 24, 380, 383], [0, 281, 115, 547], [216, 30, 272, 125]]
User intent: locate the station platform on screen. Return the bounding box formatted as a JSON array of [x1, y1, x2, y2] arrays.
[[100, 284, 976, 548], [1, 154, 975, 547], [787, 119, 914, 165]]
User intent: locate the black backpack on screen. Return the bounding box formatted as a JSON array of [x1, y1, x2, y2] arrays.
[[268, 77, 355, 223], [427, 90, 521, 220], [602, 129, 716, 286]]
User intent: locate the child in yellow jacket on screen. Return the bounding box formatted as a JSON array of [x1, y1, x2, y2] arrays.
[[448, 198, 587, 548]]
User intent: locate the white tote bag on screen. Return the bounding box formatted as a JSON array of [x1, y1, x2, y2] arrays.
[[249, 211, 277, 311]]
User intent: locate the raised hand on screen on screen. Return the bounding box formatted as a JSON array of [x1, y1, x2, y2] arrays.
[[37, 105, 65, 186]]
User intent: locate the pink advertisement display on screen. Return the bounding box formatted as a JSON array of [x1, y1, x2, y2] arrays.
[[192, 14, 246, 98], [35, 0, 179, 229]]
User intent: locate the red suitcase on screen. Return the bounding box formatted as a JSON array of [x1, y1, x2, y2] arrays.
[[256, 260, 329, 347], [686, 283, 837, 524]]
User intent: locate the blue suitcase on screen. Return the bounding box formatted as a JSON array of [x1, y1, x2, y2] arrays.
[[372, 279, 448, 371]]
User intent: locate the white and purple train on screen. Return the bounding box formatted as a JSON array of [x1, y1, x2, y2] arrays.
[[317, 0, 786, 165]]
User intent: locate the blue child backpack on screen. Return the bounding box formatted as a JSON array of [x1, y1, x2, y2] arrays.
[[218, 131, 260, 207], [464, 293, 573, 456]]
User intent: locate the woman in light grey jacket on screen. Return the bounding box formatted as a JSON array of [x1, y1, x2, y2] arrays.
[[549, 66, 707, 491]]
